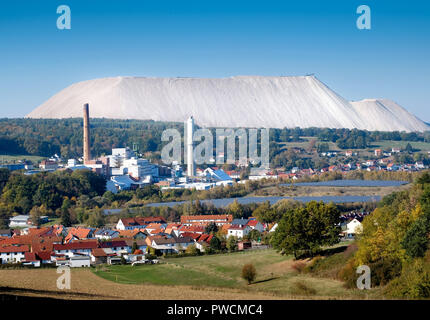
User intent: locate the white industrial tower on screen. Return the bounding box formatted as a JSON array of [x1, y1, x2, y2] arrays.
[[185, 116, 195, 177]]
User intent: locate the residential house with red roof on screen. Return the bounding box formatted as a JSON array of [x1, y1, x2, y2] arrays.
[[116, 216, 167, 230], [0, 245, 30, 264], [180, 214, 232, 226], [227, 224, 251, 239]]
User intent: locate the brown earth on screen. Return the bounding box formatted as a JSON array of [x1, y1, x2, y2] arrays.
[[0, 268, 283, 300]]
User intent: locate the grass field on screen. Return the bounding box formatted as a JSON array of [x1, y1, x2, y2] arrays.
[[370, 140, 430, 152], [0, 154, 44, 164], [92, 248, 381, 299], [0, 248, 383, 300]]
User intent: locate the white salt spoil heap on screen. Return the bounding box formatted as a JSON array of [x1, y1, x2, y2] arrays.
[[27, 75, 429, 132]]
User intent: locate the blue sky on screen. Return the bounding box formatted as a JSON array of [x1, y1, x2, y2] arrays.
[[1, 0, 429, 121]]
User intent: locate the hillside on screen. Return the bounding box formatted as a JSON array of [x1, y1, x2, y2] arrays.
[[27, 75, 429, 132]]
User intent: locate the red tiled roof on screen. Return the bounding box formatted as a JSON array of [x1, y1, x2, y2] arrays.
[[247, 220, 259, 227], [24, 252, 38, 262], [228, 224, 248, 230], [117, 229, 145, 238], [181, 215, 233, 224], [120, 216, 166, 227], [65, 227, 93, 242], [91, 248, 107, 257], [53, 240, 98, 251], [0, 245, 30, 253], [179, 225, 205, 234], [35, 251, 52, 261], [145, 223, 165, 230], [99, 240, 127, 249]]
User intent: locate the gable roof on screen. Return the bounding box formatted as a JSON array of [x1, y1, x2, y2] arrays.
[[119, 216, 167, 227], [91, 248, 108, 257], [98, 240, 128, 248], [228, 224, 249, 231], [0, 245, 30, 253], [231, 218, 249, 226], [53, 240, 98, 251], [181, 214, 233, 224]]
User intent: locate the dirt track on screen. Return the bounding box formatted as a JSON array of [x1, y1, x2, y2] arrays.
[[0, 269, 282, 300]]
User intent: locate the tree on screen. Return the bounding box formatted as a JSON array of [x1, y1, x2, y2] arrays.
[[241, 263, 257, 285], [205, 222, 218, 234], [209, 236, 222, 251], [271, 201, 341, 259], [0, 168, 10, 193], [405, 143, 413, 153], [185, 244, 199, 255], [226, 236, 238, 252], [401, 216, 429, 258], [86, 209, 104, 228], [29, 206, 43, 226], [132, 241, 139, 253], [248, 229, 261, 242], [227, 199, 245, 219], [60, 198, 72, 227], [253, 201, 278, 224]]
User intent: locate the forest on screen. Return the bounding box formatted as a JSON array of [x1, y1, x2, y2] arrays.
[[1, 118, 430, 160]]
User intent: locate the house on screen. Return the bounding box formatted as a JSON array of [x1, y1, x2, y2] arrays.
[[95, 229, 120, 240], [39, 160, 58, 171], [0, 245, 30, 264], [172, 236, 194, 252], [35, 251, 52, 264], [9, 215, 30, 228], [238, 241, 252, 251], [202, 168, 233, 182], [150, 237, 177, 254], [392, 148, 401, 153], [64, 227, 95, 242], [90, 248, 108, 264], [178, 225, 205, 235], [227, 225, 251, 239], [365, 160, 375, 167], [164, 223, 182, 237], [116, 216, 167, 230], [415, 162, 425, 169], [194, 234, 213, 252], [69, 255, 91, 267], [247, 219, 265, 233], [144, 223, 166, 235], [0, 229, 13, 237], [123, 239, 148, 253], [53, 240, 98, 257], [99, 240, 129, 254], [231, 218, 249, 226], [374, 149, 382, 157], [117, 229, 147, 239], [180, 214, 233, 226], [346, 219, 363, 238], [22, 252, 41, 267]]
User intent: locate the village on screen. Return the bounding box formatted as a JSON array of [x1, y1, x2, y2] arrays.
[[0, 209, 366, 267]]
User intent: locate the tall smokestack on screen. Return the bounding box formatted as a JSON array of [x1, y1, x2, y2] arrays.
[[185, 116, 195, 177], [83, 103, 91, 164]]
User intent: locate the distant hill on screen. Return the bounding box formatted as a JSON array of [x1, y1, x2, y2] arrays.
[[27, 75, 429, 132]]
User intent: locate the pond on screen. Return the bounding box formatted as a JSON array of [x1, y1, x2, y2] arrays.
[[145, 195, 381, 208]]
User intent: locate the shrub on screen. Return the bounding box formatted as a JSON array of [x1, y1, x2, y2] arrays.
[[290, 280, 317, 296], [338, 258, 358, 289], [385, 259, 430, 298], [241, 263, 257, 285], [368, 257, 402, 286], [291, 261, 307, 274]]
